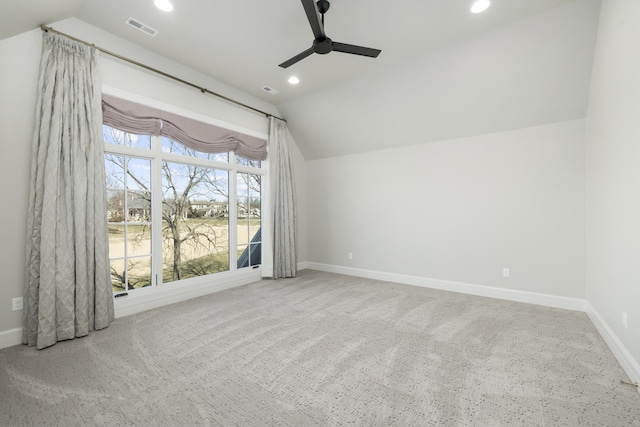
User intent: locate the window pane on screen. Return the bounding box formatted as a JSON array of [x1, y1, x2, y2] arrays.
[[249, 198, 261, 219], [237, 156, 261, 168], [205, 169, 229, 202], [237, 174, 249, 198], [162, 219, 230, 283], [248, 174, 261, 197], [103, 125, 150, 150], [237, 242, 261, 269], [237, 244, 248, 268], [110, 259, 126, 293], [249, 221, 261, 243], [103, 125, 123, 145], [237, 220, 249, 245], [162, 137, 187, 156], [237, 198, 249, 220], [162, 162, 229, 283], [127, 224, 151, 257], [106, 190, 125, 222], [161, 137, 229, 162], [107, 224, 125, 259], [238, 173, 261, 197], [126, 158, 151, 191], [127, 257, 152, 290], [105, 155, 125, 189], [128, 134, 151, 150], [237, 221, 261, 245], [249, 243, 261, 266], [126, 192, 151, 222]]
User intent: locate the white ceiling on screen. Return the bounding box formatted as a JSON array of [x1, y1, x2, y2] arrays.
[[1, 0, 601, 159], [0, 0, 83, 41]]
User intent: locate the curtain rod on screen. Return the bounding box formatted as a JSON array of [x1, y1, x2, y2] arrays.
[[40, 25, 285, 122]]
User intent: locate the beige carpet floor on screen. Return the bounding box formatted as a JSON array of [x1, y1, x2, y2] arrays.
[[1, 269, 639, 426]]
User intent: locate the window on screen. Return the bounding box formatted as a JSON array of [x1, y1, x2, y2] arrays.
[[237, 171, 262, 268], [105, 152, 152, 292], [104, 122, 264, 294]]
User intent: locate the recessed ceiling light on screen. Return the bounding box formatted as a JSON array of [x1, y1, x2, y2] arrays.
[[288, 76, 300, 85], [154, 0, 173, 12], [470, 0, 490, 14]]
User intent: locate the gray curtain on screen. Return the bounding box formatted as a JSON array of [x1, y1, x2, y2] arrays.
[[23, 32, 114, 349], [269, 117, 297, 278]]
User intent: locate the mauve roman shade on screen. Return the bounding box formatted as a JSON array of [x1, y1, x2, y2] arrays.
[[102, 94, 267, 160]]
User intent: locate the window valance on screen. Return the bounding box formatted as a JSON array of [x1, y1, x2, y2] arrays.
[[102, 94, 268, 160]]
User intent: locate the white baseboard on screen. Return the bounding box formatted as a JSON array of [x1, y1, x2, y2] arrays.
[[587, 302, 640, 394], [304, 262, 587, 312], [297, 261, 311, 271], [0, 269, 262, 350], [0, 328, 22, 349]]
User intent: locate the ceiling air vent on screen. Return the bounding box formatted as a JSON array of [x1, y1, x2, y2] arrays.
[[261, 86, 279, 95], [125, 17, 159, 37]]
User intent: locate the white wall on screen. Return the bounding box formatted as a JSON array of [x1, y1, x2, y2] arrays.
[[0, 29, 41, 341], [306, 120, 586, 300], [0, 19, 308, 345], [586, 0, 640, 380]]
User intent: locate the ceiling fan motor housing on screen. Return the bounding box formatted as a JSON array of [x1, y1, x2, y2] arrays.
[[313, 37, 333, 54]]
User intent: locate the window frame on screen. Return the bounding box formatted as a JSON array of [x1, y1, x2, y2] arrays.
[[102, 94, 267, 294]]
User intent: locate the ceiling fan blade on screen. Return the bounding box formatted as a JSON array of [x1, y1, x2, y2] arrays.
[[301, 0, 325, 40], [332, 42, 381, 58], [279, 46, 315, 68]]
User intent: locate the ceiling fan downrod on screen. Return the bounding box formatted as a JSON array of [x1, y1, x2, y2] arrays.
[[315, 0, 331, 53]]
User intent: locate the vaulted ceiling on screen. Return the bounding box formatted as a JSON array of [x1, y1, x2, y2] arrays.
[[1, 0, 601, 159]]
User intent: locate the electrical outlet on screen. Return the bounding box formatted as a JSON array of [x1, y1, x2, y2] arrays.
[[623, 311, 628, 330], [348, 252, 353, 260], [12, 297, 23, 311], [502, 268, 511, 278]]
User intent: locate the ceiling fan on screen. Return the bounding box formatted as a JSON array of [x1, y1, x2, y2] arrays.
[[279, 0, 382, 68]]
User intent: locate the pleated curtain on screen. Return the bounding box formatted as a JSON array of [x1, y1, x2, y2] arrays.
[[102, 94, 268, 160], [23, 32, 114, 349], [269, 117, 297, 278]]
